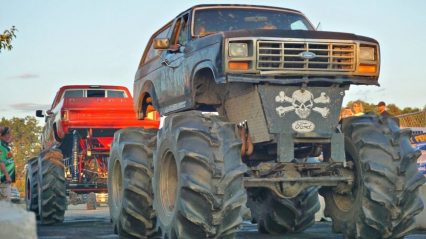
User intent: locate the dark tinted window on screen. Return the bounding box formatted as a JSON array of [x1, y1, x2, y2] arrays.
[[87, 90, 105, 98]]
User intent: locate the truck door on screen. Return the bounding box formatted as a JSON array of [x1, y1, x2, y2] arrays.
[[160, 13, 190, 114], [135, 23, 171, 115]]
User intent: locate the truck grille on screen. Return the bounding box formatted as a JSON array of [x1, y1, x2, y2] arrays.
[[257, 41, 356, 72]]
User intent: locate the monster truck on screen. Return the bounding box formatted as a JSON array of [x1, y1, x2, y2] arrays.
[[25, 85, 159, 224], [108, 4, 425, 239]]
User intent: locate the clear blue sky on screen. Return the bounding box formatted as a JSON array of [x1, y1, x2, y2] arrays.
[[1, 0, 425, 120]]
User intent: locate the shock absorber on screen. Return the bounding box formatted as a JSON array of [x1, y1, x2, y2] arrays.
[[72, 130, 79, 182]]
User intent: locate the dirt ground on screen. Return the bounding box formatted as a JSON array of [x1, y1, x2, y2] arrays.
[[36, 204, 426, 239]]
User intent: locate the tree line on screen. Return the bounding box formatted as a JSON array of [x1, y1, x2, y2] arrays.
[[0, 117, 41, 196]]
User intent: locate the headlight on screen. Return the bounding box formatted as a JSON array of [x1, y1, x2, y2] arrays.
[[359, 46, 375, 61], [229, 43, 248, 57]]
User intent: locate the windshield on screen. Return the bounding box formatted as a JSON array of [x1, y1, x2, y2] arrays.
[[193, 8, 314, 36]]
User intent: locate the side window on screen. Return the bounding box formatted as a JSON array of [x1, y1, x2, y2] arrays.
[[170, 14, 190, 46], [291, 20, 308, 30], [170, 18, 182, 45], [157, 26, 171, 39], [64, 90, 84, 98], [107, 90, 126, 98], [178, 15, 189, 45], [54, 89, 83, 109], [144, 44, 156, 63], [142, 25, 171, 64]]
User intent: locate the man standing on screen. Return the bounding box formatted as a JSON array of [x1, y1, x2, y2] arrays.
[[0, 127, 15, 201], [377, 101, 391, 117], [377, 101, 400, 126]]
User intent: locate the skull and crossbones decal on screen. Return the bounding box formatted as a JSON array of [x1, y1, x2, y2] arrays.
[[275, 89, 330, 119]]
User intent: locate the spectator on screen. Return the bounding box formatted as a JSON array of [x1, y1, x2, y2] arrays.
[[352, 101, 364, 116], [340, 107, 353, 119], [0, 127, 15, 201], [377, 101, 400, 126], [377, 101, 391, 117]]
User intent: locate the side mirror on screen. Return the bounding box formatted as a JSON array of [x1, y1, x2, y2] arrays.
[[153, 38, 170, 50], [36, 110, 45, 118]]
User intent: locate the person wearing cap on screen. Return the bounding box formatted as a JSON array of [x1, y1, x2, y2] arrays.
[[377, 101, 391, 118], [0, 127, 15, 201], [377, 101, 400, 126]]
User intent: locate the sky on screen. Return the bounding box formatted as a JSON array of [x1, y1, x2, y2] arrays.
[[1, 0, 425, 122]]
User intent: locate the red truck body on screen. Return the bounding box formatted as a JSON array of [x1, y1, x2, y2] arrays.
[[56, 97, 159, 136], [37, 85, 159, 193], [41, 85, 159, 148]]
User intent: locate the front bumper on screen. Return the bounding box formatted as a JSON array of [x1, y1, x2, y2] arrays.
[[227, 73, 379, 86]]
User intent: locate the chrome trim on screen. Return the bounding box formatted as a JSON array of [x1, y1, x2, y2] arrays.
[[225, 37, 380, 77], [257, 40, 356, 72]]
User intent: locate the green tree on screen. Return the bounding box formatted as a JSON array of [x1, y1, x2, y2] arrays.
[[0, 116, 42, 195], [387, 104, 401, 116], [0, 26, 17, 53], [400, 107, 421, 115]]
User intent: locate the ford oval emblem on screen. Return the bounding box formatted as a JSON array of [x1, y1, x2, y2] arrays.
[[300, 51, 317, 59], [292, 120, 315, 133]]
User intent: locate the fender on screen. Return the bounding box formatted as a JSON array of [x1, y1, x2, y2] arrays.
[[53, 123, 63, 142], [190, 60, 220, 84], [188, 60, 221, 108]]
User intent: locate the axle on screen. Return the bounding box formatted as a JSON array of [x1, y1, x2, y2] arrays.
[[244, 162, 354, 198]]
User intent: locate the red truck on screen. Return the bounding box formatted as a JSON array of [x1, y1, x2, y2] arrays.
[[25, 85, 159, 224]]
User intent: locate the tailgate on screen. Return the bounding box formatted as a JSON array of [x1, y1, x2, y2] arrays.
[[61, 97, 157, 128]]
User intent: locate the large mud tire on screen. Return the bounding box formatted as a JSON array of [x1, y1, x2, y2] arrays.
[[38, 149, 67, 225], [153, 111, 247, 239], [322, 115, 425, 238], [108, 128, 158, 239], [248, 187, 319, 234], [25, 157, 39, 218]]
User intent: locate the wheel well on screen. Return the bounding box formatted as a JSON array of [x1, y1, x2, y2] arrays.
[[59, 133, 74, 158], [53, 123, 62, 143], [140, 92, 154, 119], [192, 68, 222, 111]]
